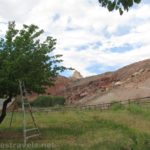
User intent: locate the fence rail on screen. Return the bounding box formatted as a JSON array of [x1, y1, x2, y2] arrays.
[[30, 96, 150, 112]]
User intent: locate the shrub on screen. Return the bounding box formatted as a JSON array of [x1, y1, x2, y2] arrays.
[[110, 101, 125, 111], [31, 95, 66, 107]]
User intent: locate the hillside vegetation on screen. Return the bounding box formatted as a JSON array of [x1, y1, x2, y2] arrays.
[[1, 102, 150, 150]]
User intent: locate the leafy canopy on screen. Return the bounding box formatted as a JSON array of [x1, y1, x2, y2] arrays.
[[98, 0, 142, 15], [0, 21, 66, 97]]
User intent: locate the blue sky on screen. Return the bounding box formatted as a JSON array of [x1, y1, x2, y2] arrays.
[[0, 0, 150, 77]]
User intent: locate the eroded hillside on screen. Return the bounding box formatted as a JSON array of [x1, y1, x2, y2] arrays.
[[59, 59, 150, 105]]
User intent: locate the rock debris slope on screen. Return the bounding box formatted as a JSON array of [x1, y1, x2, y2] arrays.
[[59, 59, 150, 105]]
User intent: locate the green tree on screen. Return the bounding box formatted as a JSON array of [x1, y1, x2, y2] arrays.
[[0, 21, 66, 123], [98, 0, 142, 15]]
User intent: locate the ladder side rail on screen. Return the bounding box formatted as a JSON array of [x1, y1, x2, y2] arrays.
[[19, 80, 27, 145]]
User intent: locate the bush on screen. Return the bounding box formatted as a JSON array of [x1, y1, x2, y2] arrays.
[[31, 95, 66, 107], [110, 101, 125, 111]]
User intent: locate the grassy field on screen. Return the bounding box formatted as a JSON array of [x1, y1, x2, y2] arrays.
[[1, 103, 150, 150]]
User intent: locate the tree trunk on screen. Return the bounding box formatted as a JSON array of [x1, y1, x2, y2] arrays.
[[0, 95, 12, 124]]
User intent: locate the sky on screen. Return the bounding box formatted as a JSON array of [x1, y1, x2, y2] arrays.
[[0, 0, 150, 77]]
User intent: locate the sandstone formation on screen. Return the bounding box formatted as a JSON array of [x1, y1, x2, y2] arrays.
[[70, 70, 83, 79], [59, 59, 150, 105]]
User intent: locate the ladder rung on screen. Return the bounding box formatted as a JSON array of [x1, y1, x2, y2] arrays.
[[24, 103, 30, 105], [26, 134, 40, 140], [25, 128, 39, 132]]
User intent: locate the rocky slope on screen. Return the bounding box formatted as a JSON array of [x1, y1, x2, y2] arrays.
[[58, 59, 150, 105]]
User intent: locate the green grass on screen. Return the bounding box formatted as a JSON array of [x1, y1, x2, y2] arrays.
[[1, 103, 150, 150]]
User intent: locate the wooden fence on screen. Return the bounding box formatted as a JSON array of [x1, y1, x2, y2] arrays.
[[31, 96, 150, 112]]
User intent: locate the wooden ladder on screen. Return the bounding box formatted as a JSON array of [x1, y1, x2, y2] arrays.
[[19, 80, 40, 145]]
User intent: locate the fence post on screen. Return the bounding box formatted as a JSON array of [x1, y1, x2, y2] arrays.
[[128, 100, 130, 106]]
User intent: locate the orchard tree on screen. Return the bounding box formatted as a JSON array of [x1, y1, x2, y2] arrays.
[[0, 21, 67, 123], [98, 0, 142, 15]]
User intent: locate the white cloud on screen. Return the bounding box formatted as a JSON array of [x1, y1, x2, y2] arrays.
[[0, 0, 150, 76]]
